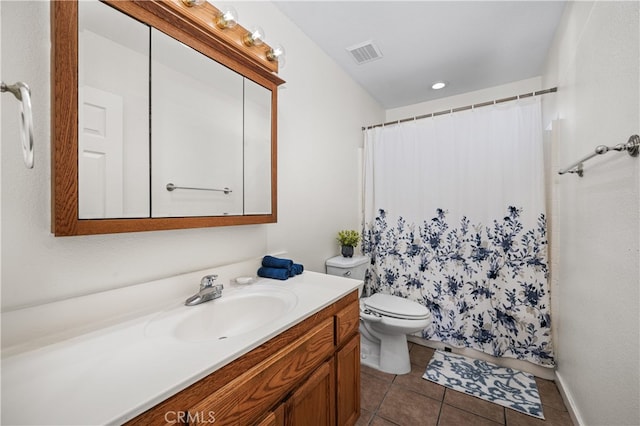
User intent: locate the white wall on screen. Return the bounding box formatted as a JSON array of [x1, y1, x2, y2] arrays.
[[385, 77, 542, 122], [542, 2, 639, 425], [0, 1, 383, 311], [232, 3, 385, 272]]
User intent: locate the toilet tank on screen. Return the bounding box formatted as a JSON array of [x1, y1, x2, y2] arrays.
[[326, 255, 369, 280]]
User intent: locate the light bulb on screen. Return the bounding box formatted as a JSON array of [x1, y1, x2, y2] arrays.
[[181, 0, 205, 6], [243, 27, 265, 47], [267, 44, 285, 62], [432, 81, 447, 90], [215, 6, 238, 29]]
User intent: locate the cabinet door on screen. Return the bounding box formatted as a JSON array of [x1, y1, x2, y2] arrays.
[[285, 359, 336, 426], [336, 333, 360, 426], [78, 0, 150, 219], [151, 28, 244, 218]]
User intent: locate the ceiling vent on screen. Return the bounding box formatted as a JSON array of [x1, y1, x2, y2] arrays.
[[346, 40, 383, 65]]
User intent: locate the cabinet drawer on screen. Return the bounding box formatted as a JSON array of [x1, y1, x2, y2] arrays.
[[189, 317, 334, 425], [335, 300, 359, 346]]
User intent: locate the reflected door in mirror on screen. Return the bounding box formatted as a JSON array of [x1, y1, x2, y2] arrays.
[[78, 0, 150, 219]]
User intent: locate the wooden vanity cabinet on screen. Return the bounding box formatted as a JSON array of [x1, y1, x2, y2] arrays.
[[255, 404, 284, 426], [336, 334, 361, 426], [285, 358, 336, 425], [126, 290, 360, 426]]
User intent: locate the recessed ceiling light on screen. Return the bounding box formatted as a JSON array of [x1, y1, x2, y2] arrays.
[[432, 81, 446, 90]]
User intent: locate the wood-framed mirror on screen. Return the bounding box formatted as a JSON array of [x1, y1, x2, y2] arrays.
[[51, 0, 285, 236]]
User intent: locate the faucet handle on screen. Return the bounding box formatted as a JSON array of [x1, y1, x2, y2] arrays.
[[200, 274, 219, 289]]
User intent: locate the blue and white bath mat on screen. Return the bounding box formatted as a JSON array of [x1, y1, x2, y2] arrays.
[[423, 350, 544, 419]]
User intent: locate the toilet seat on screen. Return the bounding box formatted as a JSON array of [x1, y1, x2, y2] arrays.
[[362, 293, 430, 320]]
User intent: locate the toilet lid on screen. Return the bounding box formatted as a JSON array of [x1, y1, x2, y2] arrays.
[[363, 293, 430, 320]]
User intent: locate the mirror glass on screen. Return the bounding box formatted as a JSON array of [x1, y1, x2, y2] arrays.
[[244, 79, 273, 215], [78, 0, 150, 219], [76, 0, 273, 221], [151, 28, 244, 217]]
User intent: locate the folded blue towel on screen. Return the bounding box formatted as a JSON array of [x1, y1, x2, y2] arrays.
[[289, 263, 304, 276], [262, 255, 294, 269], [257, 266, 290, 280]]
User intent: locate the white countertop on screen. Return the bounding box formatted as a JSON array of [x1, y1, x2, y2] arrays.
[[1, 260, 361, 425]]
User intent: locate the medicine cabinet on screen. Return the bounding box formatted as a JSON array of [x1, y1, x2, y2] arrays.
[[52, 0, 284, 236]]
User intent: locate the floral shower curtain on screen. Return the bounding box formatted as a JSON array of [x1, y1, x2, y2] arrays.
[[362, 98, 554, 367]]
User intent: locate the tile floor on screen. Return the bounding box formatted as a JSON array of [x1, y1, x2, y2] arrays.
[[356, 344, 573, 426]]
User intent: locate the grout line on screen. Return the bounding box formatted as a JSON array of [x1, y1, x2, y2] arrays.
[[435, 389, 446, 425], [439, 388, 508, 425], [372, 372, 397, 415], [374, 378, 397, 422]]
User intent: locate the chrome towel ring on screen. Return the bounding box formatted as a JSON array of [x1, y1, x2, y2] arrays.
[[1, 81, 34, 169]]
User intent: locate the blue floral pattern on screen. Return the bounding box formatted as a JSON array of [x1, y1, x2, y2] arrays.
[[424, 350, 544, 419], [363, 206, 555, 367]]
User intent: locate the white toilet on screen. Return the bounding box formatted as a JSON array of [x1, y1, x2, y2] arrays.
[[359, 293, 431, 374], [325, 255, 432, 375]]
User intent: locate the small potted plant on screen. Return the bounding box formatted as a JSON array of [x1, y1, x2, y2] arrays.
[[337, 229, 361, 258]]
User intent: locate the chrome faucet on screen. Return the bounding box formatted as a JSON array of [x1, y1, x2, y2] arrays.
[[185, 274, 224, 306]]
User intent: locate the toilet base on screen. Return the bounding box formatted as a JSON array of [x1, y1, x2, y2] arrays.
[[360, 338, 381, 372], [360, 327, 412, 375]]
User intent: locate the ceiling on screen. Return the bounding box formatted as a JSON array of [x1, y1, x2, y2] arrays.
[[274, 1, 566, 109]]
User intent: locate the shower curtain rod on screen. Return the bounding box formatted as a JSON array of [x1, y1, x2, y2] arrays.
[[362, 87, 557, 131]]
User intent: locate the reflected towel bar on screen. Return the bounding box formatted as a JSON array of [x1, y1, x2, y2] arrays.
[[166, 183, 232, 194], [558, 134, 639, 177], [1, 81, 34, 168]]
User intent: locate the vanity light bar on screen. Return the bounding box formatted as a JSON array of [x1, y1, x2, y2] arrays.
[[178, 0, 284, 73]]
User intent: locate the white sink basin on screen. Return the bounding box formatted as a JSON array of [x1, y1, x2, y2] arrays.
[[145, 285, 298, 341]]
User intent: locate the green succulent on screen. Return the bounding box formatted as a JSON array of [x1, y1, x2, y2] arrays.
[[336, 229, 361, 247]]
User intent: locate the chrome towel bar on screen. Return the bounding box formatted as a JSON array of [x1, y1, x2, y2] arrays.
[[166, 183, 232, 194], [1, 81, 34, 168], [558, 134, 639, 177]]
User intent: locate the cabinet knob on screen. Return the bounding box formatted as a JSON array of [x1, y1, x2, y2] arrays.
[[343, 271, 352, 277]]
